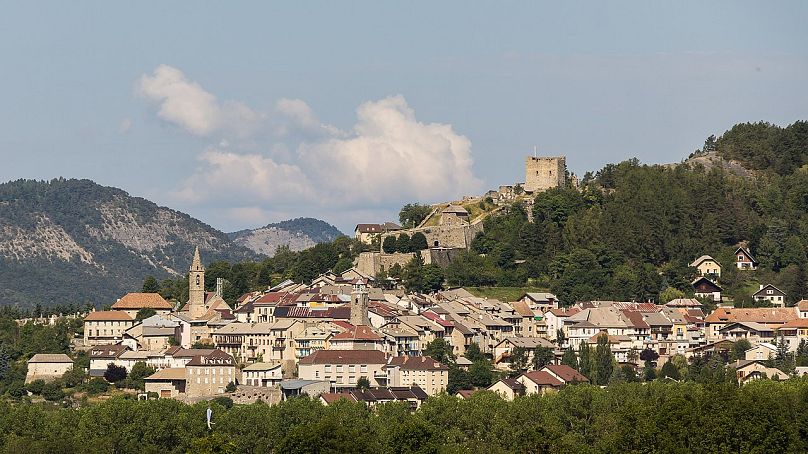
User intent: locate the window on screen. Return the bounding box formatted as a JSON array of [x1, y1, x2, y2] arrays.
[[767, 289, 773, 295]]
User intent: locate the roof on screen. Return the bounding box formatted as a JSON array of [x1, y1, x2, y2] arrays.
[[111, 292, 172, 310], [692, 277, 723, 292], [442, 205, 468, 215], [320, 392, 357, 404], [718, 321, 774, 333], [28, 354, 72, 364], [455, 357, 473, 366], [543, 364, 589, 383], [85, 311, 134, 321], [186, 350, 235, 367], [242, 362, 282, 371], [548, 307, 580, 317], [387, 356, 449, 371], [704, 307, 797, 324], [164, 347, 216, 358], [492, 378, 525, 391], [332, 325, 382, 341], [280, 379, 330, 390], [497, 337, 554, 349], [355, 223, 383, 233], [752, 284, 786, 297], [780, 318, 808, 329], [690, 255, 718, 267], [798, 300, 808, 311], [734, 247, 758, 263], [665, 298, 703, 308], [298, 349, 387, 365], [521, 292, 557, 302], [145, 368, 186, 381], [511, 301, 535, 317], [521, 370, 563, 387], [89, 344, 129, 359]]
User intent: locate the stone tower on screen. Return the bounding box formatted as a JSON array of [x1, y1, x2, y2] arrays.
[[189, 246, 207, 319], [350, 278, 370, 326], [524, 156, 566, 193]]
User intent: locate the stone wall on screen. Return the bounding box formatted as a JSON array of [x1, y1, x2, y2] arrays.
[[525, 156, 566, 193], [356, 248, 467, 276], [379, 222, 484, 251]]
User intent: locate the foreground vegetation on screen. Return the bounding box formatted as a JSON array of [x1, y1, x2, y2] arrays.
[[1, 380, 807, 453]]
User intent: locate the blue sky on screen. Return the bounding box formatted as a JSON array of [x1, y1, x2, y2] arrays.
[[1, 2, 806, 233]]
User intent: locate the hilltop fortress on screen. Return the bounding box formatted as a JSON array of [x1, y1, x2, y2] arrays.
[[354, 154, 568, 276]]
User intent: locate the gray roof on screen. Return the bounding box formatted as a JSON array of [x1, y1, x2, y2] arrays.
[[28, 354, 72, 363], [242, 362, 282, 371], [280, 379, 330, 390]]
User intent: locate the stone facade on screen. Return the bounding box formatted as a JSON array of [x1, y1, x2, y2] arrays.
[[355, 248, 467, 277], [524, 156, 566, 193], [189, 247, 206, 319]]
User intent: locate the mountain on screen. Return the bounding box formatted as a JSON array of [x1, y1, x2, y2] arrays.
[[228, 217, 344, 256], [0, 178, 258, 308]]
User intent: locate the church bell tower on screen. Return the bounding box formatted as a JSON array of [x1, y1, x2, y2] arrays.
[[189, 246, 206, 318], [350, 278, 370, 326]]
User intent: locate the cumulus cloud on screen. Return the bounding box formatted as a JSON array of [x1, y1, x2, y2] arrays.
[[142, 65, 482, 229], [136, 65, 260, 137]]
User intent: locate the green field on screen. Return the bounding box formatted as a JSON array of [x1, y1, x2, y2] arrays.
[[465, 286, 550, 302]]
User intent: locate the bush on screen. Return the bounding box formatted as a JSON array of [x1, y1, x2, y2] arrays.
[[225, 381, 236, 393], [103, 364, 127, 383], [84, 377, 109, 395], [211, 396, 233, 409], [26, 379, 45, 395], [62, 367, 85, 388], [41, 382, 65, 401]]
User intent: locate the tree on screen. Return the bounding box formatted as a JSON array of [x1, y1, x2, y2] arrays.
[[561, 346, 578, 369], [62, 367, 85, 388], [356, 376, 370, 389], [399, 203, 433, 228], [555, 329, 566, 347], [421, 264, 444, 293], [41, 381, 64, 401], [135, 308, 156, 321], [395, 233, 412, 253], [225, 381, 237, 393], [509, 347, 529, 376], [410, 232, 429, 251], [142, 276, 160, 293], [424, 338, 455, 365], [731, 339, 752, 361], [468, 361, 495, 388], [640, 348, 659, 364], [103, 364, 127, 383], [463, 343, 485, 363], [26, 379, 45, 395], [84, 377, 109, 395], [659, 362, 681, 380], [382, 236, 398, 254], [532, 346, 554, 370], [577, 343, 592, 379], [660, 286, 686, 303], [592, 334, 614, 386]]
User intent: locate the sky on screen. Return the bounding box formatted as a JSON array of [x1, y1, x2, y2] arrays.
[[1, 1, 807, 233]]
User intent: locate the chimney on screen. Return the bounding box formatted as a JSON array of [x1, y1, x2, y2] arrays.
[[216, 278, 224, 297], [759, 284, 764, 290]]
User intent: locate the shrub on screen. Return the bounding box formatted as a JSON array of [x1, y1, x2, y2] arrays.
[[26, 379, 45, 395]]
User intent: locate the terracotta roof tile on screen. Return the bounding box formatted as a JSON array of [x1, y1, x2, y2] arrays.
[[111, 292, 172, 310]]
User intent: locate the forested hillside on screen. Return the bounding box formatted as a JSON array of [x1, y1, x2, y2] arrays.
[[451, 120, 808, 305], [0, 179, 256, 308]]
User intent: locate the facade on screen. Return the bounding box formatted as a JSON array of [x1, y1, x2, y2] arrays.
[[690, 255, 722, 278], [144, 368, 187, 398], [385, 356, 449, 396], [26, 354, 73, 383], [692, 277, 722, 302], [298, 350, 388, 389], [88, 344, 129, 376], [752, 284, 786, 307], [487, 378, 525, 401], [83, 311, 135, 346], [524, 156, 566, 193], [354, 224, 384, 244], [185, 350, 237, 397], [517, 371, 563, 396], [242, 362, 283, 387], [440, 205, 470, 226], [735, 247, 758, 270]]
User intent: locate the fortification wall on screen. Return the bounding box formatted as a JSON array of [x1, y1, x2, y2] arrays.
[[525, 156, 566, 193]]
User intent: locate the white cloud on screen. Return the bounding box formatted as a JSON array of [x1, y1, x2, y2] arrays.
[[142, 66, 482, 229], [136, 65, 260, 137], [118, 118, 132, 134]]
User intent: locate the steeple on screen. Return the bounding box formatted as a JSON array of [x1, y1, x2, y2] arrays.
[[189, 247, 206, 319], [350, 278, 370, 326], [191, 246, 204, 272]]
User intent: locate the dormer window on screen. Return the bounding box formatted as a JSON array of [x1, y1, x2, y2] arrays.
[[767, 290, 773, 295]]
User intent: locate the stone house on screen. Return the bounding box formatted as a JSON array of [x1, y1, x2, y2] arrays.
[[144, 368, 187, 398], [83, 311, 135, 346], [26, 354, 73, 383], [440, 205, 470, 226], [385, 356, 449, 396], [298, 350, 389, 389], [184, 349, 238, 397]]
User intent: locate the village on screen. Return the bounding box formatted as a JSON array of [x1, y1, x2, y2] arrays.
[[18, 155, 808, 408]]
